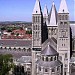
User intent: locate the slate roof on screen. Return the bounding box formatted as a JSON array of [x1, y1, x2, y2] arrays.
[[0, 39, 32, 47], [36, 59, 62, 68], [41, 45, 58, 56], [17, 56, 32, 63], [43, 5, 48, 17], [0, 49, 31, 59], [48, 2, 57, 26], [32, 0, 42, 14], [58, 0, 69, 13]]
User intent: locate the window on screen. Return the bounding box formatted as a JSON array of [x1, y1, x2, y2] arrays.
[[33, 16, 35, 23], [42, 57, 44, 61], [57, 67, 59, 71], [39, 67, 41, 71], [46, 57, 48, 61], [62, 44, 63, 46], [50, 57, 53, 61], [38, 16, 40, 22], [60, 22, 63, 25], [65, 15, 68, 20], [52, 68, 55, 72], [64, 22, 67, 25], [54, 56, 56, 60], [59, 56, 62, 61], [45, 69, 48, 72], [36, 16, 37, 22], [65, 53, 67, 58], [59, 15, 61, 20], [62, 15, 64, 20], [65, 72, 66, 75]]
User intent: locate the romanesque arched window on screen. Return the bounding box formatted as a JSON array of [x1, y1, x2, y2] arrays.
[[46, 57, 48, 61], [45, 69, 48, 72], [50, 57, 53, 61]]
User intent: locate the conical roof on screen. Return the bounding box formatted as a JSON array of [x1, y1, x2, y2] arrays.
[[43, 5, 48, 17], [32, 0, 41, 14], [58, 0, 69, 13], [49, 2, 57, 26], [41, 45, 58, 56]]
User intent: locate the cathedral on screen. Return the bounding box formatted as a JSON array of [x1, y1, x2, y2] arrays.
[[32, 0, 71, 75]]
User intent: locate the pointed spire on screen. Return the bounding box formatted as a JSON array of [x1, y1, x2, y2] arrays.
[[49, 1, 57, 25], [32, 0, 41, 14], [43, 4, 48, 17], [58, 0, 69, 13]]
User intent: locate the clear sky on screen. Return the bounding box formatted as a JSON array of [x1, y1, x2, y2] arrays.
[[0, 0, 74, 22]]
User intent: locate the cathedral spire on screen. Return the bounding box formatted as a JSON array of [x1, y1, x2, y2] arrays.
[[32, 0, 41, 14], [43, 4, 48, 17], [49, 1, 57, 25], [58, 0, 69, 13]]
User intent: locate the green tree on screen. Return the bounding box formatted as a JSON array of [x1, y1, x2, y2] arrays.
[[0, 54, 14, 75]]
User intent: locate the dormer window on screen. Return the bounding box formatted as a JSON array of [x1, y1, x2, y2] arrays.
[[36, 11, 37, 13], [63, 9, 64, 12]]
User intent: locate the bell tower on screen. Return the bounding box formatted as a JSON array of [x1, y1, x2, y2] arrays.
[[57, 0, 70, 75], [32, 0, 43, 75]]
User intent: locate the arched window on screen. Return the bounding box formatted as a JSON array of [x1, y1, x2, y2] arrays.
[[42, 57, 44, 61], [46, 57, 48, 61], [54, 56, 56, 60], [62, 15, 64, 20], [65, 15, 68, 20], [52, 68, 55, 72], [45, 69, 48, 72], [39, 67, 41, 71], [50, 57, 53, 61]]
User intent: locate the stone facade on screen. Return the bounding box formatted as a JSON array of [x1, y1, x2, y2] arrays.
[[32, 0, 71, 75]]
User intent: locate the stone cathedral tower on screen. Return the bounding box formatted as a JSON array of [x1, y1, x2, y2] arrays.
[[32, 0, 71, 75], [57, 0, 70, 75], [32, 0, 43, 75]]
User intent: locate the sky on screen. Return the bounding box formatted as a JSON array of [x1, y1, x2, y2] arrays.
[[0, 0, 75, 22]]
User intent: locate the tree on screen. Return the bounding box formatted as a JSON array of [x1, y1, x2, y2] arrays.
[[0, 54, 13, 75]]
